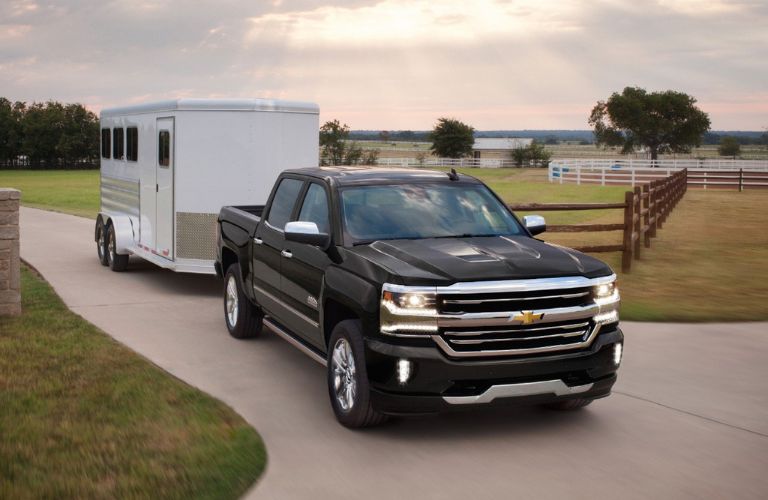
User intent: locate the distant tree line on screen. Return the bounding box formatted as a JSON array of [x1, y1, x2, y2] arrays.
[[0, 98, 99, 169]]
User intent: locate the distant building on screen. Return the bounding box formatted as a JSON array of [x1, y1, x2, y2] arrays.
[[472, 138, 534, 159]]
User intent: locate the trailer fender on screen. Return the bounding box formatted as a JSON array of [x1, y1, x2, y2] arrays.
[[100, 213, 135, 255]]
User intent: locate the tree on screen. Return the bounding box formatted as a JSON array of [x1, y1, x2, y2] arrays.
[[0, 98, 24, 162], [589, 87, 711, 161], [511, 142, 552, 167], [718, 136, 741, 158], [429, 118, 474, 158], [378, 130, 390, 143], [319, 119, 379, 166]]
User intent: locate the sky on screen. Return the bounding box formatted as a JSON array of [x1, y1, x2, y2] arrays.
[[1, 0, 766, 130]]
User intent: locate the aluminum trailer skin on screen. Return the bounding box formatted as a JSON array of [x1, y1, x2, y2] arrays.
[[95, 98, 319, 274]]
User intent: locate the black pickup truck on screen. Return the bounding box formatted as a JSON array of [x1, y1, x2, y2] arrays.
[[216, 167, 623, 428]]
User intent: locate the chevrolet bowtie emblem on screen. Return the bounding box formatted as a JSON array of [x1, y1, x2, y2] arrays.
[[513, 311, 544, 325]]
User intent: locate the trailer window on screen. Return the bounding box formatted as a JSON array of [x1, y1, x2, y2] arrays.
[[113, 127, 124, 160], [267, 178, 303, 230], [101, 128, 111, 159], [126, 127, 138, 162], [158, 130, 170, 166]]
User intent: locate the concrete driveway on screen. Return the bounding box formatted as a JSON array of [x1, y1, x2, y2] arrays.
[[20, 207, 768, 500]]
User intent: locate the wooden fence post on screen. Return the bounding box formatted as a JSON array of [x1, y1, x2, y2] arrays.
[[650, 180, 658, 238], [633, 186, 642, 260], [642, 183, 650, 248], [622, 191, 633, 273]]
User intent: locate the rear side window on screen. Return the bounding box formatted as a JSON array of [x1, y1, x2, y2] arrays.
[[101, 128, 111, 159], [298, 183, 330, 234], [158, 131, 170, 166], [267, 178, 304, 230], [126, 127, 138, 162], [113, 127, 124, 160]]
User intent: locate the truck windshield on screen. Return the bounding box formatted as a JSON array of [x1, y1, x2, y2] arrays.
[[340, 183, 524, 244]]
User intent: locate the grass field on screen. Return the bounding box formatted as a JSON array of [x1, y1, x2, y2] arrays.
[[1, 168, 766, 321], [0, 170, 99, 218], [0, 266, 266, 499]]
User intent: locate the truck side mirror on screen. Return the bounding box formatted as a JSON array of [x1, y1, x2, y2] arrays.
[[285, 221, 330, 249], [523, 215, 546, 236]]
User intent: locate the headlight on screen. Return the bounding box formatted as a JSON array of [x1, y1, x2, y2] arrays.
[[593, 279, 619, 306], [594, 281, 616, 299], [381, 290, 437, 316]]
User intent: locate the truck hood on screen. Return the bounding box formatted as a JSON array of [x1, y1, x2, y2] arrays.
[[354, 236, 612, 283]]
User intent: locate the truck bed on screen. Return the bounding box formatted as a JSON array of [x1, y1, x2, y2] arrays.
[[219, 205, 264, 235]]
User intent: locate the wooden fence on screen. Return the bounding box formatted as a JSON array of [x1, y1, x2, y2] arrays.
[[510, 169, 688, 273], [686, 169, 768, 190]]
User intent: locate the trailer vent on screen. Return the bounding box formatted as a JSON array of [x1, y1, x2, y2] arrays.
[[176, 212, 218, 260]]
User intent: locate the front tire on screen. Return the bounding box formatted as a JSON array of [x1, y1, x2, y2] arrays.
[[105, 223, 129, 272], [327, 320, 388, 428], [223, 263, 263, 339]]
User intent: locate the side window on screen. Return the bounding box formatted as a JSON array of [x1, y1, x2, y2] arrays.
[[266, 178, 304, 230], [298, 183, 330, 234], [101, 128, 111, 159], [113, 127, 124, 160], [126, 127, 138, 162], [158, 131, 170, 166]]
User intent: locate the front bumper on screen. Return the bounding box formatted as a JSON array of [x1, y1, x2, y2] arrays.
[[364, 325, 623, 415]]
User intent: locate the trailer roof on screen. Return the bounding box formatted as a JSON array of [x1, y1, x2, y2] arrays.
[[100, 98, 319, 117]]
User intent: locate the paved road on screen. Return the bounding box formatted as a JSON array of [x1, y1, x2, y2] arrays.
[[20, 207, 768, 500]]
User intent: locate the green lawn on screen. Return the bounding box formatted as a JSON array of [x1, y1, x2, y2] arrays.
[[0, 266, 266, 499], [0, 170, 99, 218]]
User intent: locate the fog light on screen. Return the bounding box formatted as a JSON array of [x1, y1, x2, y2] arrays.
[[397, 359, 412, 385], [614, 343, 623, 366]]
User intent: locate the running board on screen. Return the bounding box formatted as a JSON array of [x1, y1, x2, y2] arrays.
[[263, 317, 327, 366]]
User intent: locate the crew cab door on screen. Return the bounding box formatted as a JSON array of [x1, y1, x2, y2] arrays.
[[280, 181, 333, 350], [252, 177, 303, 314]]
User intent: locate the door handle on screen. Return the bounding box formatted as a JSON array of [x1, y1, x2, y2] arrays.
[[281, 250, 293, 259], [254, 237, 263, 245]]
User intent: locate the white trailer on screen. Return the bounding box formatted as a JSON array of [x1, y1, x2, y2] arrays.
[[95, 98, 319, 274]]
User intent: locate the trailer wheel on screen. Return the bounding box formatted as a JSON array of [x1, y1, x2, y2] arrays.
[[95, 218, 108, 266], [105, 223, 129, 272], [224, 263, 263, 339]]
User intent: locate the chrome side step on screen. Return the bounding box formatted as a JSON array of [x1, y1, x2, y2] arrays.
[[443, 379, 593, 405], [263, 317, 327, 366]]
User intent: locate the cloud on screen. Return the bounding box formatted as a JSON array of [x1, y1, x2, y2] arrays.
[[0, 0, 765, 129]]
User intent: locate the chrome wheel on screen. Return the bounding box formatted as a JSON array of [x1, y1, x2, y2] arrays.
[[226, 275, 239, 327], [108, 229, 115, 262], [331, 338, 357, 412]]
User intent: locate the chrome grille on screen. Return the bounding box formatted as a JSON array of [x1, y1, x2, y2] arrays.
[[435, 287, 601, 358], [440, 287, 592, 314]]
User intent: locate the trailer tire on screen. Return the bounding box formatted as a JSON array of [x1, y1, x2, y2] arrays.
[[105, 223, 129, 272], [95, 218, 108, 266], [542, 398, 594, 411], [224, 263, 263, 339], [327, 320, 388, 428]]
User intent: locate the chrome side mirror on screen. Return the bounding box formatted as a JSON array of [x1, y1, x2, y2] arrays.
[[285, 221, 330, 249], [523, 215, 546, 236]]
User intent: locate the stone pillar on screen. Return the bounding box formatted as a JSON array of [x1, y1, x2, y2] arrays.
[[0, 188, 21, 316]]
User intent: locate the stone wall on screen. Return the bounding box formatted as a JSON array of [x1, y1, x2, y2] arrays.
[[0, 188, 20, 316]]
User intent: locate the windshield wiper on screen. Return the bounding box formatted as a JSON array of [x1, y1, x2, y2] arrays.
[[430, 234, 498, 239]]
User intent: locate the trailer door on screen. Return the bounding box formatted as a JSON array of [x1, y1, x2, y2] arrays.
[[156, 117, 174, 259]]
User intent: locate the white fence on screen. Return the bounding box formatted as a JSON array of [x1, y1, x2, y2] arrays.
[[549, 159, 768, 187], [377, 157, 523, 168]]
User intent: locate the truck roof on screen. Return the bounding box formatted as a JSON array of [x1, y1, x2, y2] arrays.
[[100, 98, 319, 117], [284, 166, 481, 186]]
